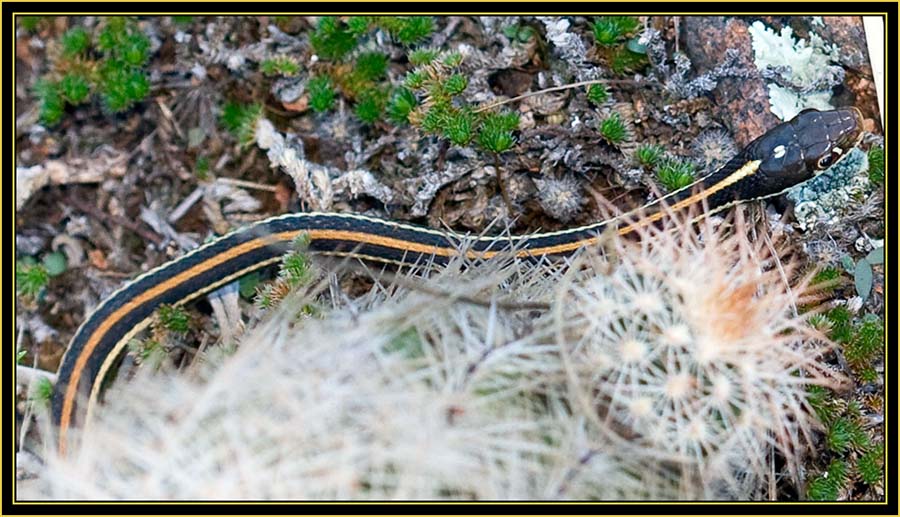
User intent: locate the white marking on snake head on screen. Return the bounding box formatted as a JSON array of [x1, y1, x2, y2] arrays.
[[772, 145, 786, 159]]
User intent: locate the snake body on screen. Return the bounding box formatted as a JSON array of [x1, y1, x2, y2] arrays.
[[51, 107, 864, 455]]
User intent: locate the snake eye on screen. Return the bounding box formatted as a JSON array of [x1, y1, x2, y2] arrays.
[[817, 154, 834, 169]]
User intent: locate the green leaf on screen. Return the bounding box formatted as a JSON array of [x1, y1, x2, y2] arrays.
[[626, 36, 648, 54], [866, 247, 883, 265], [854, 259, 873, 300], [239, 271, 261, 299], [42, 251, 68, 277], [841, 255, 855, 272]]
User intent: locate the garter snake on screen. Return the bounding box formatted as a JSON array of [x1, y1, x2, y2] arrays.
[[51, 107, 864, 455]]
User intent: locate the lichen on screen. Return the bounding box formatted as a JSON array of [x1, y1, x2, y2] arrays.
[[787, 148, 873, 230], [747, 20, 844, 120]]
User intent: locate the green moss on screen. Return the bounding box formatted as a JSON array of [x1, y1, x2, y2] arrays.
[[280, 249, 313, 288], [374, 16, 434, 45], [34, 78, 65, 125], [404, 70, 426, 89], [477, 111, 519, 153], [354, 88, 388, 124], [824, 306, 853, 343], [587, 83, 609, 105], [259, 56, 301, 77], [129, 338, 167, 369], [355, 52, 389, 82], [310, 16, 358, 60], [420, 101, 450, 133], [867, 146, 884, 184], [443, 109, 475, 146], [857, 442, 884, 485], [158, 305, 191, 334], [443, 73, 468, 96], [29, 377, 55, 410], [592, 16, 640, 46], [195, 155, 210, 180], [807, 385, 838, 424], [807, 459, 849, 500], [599, 112, 628, 144], [386, 87, 418, 124], [811, 266, 843, 291], [826, 416, 869, 453], [610, 47, 649, 74], [635, 143, 665, 168], [221, 101, 263, 146], [307, 75, 335, 113], [19, 16, 45, 31], [408, 48, 439, 66], [61, 27, 91, 57], [656, 158, 696, 191], [59, 73, 91, 104], [843, 314, 883, 367], [16, 260, 50, 299]]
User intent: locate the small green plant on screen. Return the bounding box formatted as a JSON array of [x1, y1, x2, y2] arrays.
[[16, 259, 50, 300], [867, 146, 884, 184], [128, 338, 168, 369], [157, 305, 191, 334], [825, 416, 869, 454], [805, 385, 883, 500], [634, 143, 665, 168], [239, 271, 262, 300], [586, 83, 609, 106], [307, 75, 336, 113], [34, 17, 152, 124], [807, 459, 849, 501], [256, 235, 315, 310], [310, 16, 358, 60], [19, 16, 46, 31], [655, 158, 696, 191], [857, 442, 884, 486], [502, 23, 537, 43], [221, 101, 263, 147], [195, 155, 210, 180], [60, 26, 91, 57], [841, 246, 882, 301], [16, 349, 28, 364], [810, 265, 844, 293], [598, 112, 628, 144], [42, 251, 68, 277], [591, 16, 648, 74], [386, 87, 418, 124], [296, 16, 432, 123], [842, 313, 884, 383], [363, 16, 435, 45], [28, 377, 55, 410], [477, 111, 519, 154], [592, 16, 641, 45], [260, 56, 301, 77], [405, 51, 519, 154]]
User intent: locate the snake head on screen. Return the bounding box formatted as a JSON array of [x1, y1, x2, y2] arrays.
[[753, 107, 865, 196]]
